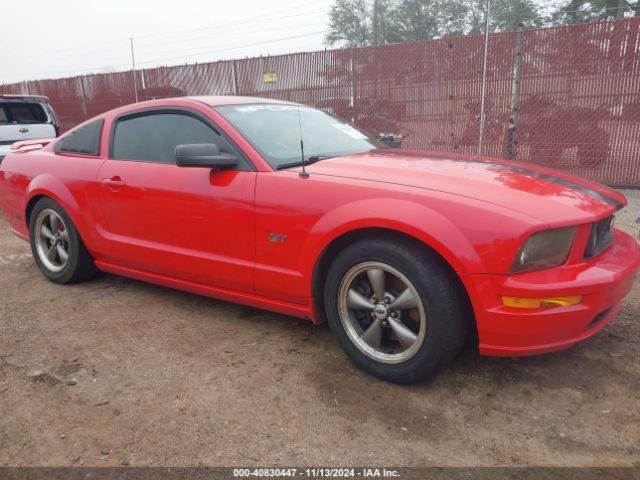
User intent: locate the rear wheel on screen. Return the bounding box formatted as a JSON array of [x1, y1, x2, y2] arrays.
[[29, 198, 98, 284], [324, 237, 469, 383]]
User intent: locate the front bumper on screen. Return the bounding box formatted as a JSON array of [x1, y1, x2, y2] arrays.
[[461, 230, 640, 357]]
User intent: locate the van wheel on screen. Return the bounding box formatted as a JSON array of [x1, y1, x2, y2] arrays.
[[324, 237, 468, 383], [29, 198, 98, 284]]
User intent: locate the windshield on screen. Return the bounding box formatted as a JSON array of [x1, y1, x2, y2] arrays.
[[215, 104, 379, 169]]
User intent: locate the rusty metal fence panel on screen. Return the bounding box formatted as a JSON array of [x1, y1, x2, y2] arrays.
[[353, 37, 486, 156], [513, 20, 640, 186], [353, 33, 511, 158], [142, 61, 236, 99], [235, 50, 354, 107], [2, 18, 639, 186], [80, 71, 139, 120]]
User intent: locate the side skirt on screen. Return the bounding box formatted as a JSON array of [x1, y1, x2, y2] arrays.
[[94, 260, 314, 322]]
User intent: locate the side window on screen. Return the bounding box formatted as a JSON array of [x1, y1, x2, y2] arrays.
[[53, 119, 103, 156], [111, 112, 241, 165]]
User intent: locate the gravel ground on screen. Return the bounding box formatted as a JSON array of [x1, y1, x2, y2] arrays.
[[618, 189, 640, 234], [0, 191, 638, 467]]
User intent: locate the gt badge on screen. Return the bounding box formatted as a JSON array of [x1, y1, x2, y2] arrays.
[[268, 233, 287, 244]]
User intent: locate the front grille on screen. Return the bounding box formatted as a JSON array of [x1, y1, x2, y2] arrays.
[[584, 215, 614, 259]]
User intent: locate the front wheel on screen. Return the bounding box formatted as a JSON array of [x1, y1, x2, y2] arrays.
[[324, 237, 469, 383], [29, 198, 99, 284]]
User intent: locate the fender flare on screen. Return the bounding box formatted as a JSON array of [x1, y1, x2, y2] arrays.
[[299, 198, 484, 284], [24, 174, 89, 240]]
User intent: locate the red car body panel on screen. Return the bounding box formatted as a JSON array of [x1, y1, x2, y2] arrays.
[[1, 96, 638, 357]]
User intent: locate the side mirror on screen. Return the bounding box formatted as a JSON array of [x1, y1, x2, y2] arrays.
[[175, 143, 239, 169]]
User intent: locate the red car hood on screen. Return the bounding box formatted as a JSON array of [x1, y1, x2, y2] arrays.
[[306, 150, 626, 224]]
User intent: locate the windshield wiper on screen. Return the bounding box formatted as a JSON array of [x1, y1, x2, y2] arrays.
[[307, 155, 334, 162], [276, 155, 334, 170]]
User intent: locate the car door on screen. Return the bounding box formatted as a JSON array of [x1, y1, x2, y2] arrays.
[[96, 109, 256, 293]]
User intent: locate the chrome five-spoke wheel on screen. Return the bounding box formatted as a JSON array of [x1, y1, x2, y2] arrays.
[[34, 209, 70, 273], [337, 261, 427, 364], [29, 198, 98, 284]]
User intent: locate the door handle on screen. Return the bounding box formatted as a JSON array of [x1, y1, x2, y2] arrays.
[[101, 177, 126, 190]]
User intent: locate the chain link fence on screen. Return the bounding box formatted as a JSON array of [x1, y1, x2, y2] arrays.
[[2, 18, 639, 186]]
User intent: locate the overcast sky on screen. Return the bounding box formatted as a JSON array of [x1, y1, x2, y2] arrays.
[[2, 0, 574, 86], [1, 0, 332, 85]]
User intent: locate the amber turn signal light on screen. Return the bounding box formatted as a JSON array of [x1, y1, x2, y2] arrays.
[[502, 296, 583, 309]]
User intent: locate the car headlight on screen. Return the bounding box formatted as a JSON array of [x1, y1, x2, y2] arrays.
[[511, 226, 576, 273]]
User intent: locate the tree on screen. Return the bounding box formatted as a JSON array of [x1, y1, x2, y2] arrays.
[[550, 0, 638, 25], [388, 0, 469, 41], [325, 0, 373, 47], [325, 0, 543, 47], [465, 0, 542, 33]]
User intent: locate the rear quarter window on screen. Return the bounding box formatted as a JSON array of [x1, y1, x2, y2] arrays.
[[0, 102, 49, 124], [53, 119, 104, 156]]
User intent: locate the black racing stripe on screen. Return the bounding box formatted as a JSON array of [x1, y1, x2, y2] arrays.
[[385, 151, 624, 210]]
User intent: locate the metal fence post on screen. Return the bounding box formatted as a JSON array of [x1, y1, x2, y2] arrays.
[[350, 46, 356, 124], [507, 23, 523, 159], [478, 0, 491, 155], [231, 60, 238, 95], [78, 75, 88, 118], [140, 68, 147, 101], [130, 37, 139, 102]]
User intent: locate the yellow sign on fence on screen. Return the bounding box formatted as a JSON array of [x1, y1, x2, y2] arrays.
[[262, 72, 277, 84]]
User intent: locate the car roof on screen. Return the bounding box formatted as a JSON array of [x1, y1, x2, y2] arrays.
[[0, 94, 50, 103], [186, 95, 296, 107], [69, 95, 299, 127]]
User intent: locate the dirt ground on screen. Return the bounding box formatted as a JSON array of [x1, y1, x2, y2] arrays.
[[0, 191, 638, 468]]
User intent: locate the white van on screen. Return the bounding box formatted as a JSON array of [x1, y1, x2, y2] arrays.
[[0, 95, 61, 161]]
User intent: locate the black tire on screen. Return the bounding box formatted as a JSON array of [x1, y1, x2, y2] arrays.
[[29, 197, 99, 284], [324, 237, 469, 384]]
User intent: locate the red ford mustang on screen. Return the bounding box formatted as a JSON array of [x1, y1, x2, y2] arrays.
[[1, 96, 638, 383]]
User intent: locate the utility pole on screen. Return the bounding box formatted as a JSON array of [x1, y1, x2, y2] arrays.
[[373, 0, 380, 45], [130, 37, 139, 102], [478, 0, 491, 155]]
